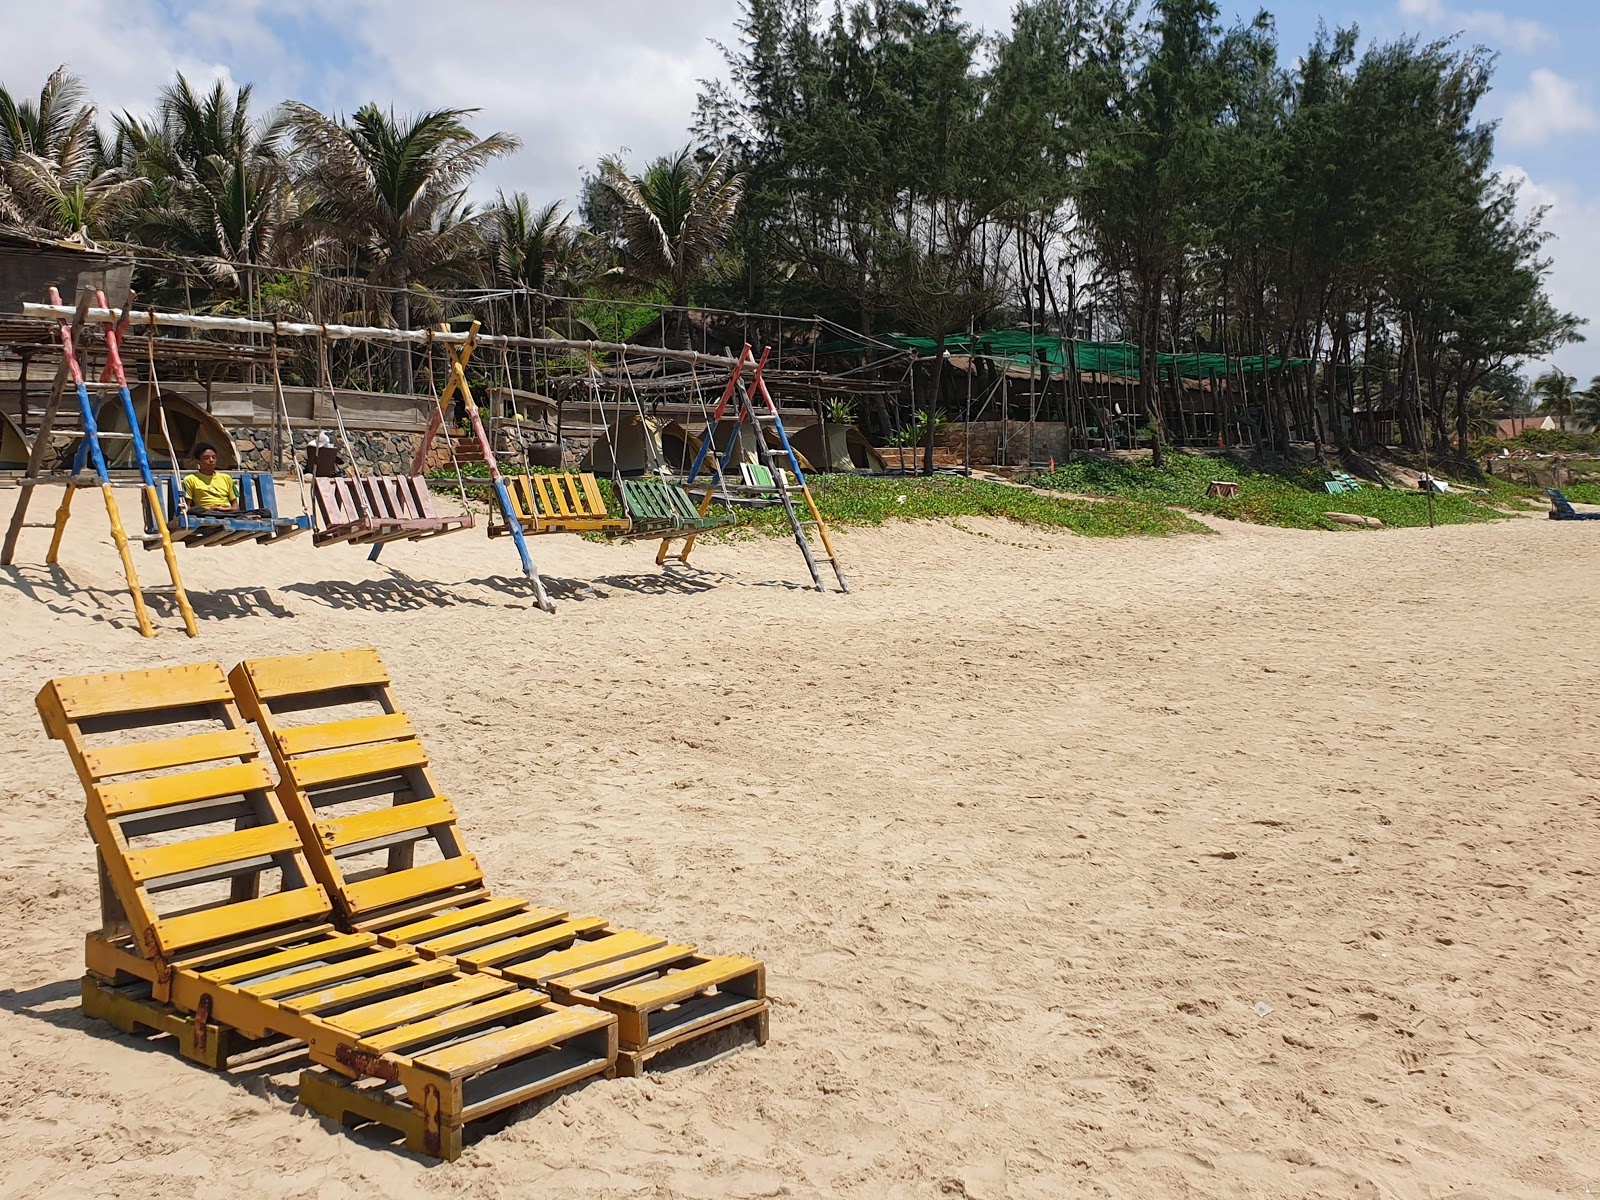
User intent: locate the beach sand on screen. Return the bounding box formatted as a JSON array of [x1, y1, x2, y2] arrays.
[[0, 488, 1595, 1198]]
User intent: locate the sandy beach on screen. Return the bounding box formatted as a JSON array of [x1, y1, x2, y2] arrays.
[[0, 491, 1595, 1199]]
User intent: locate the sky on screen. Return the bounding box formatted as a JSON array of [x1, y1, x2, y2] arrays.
[[2, 0, 1596, 379]]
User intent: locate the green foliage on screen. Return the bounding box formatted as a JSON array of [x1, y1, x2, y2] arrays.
[[1027, 453, 1512, 529], [1561, 482, 1600, 505], [1487, 429, 1600, 455], [739, 475, 1202, 537]]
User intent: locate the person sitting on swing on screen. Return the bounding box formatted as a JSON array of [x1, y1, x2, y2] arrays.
[[182, 444, 265, 517]]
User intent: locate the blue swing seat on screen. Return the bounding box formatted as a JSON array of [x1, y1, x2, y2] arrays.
[[141, 472, 311, 548], [1547, 489, 1600, 521]]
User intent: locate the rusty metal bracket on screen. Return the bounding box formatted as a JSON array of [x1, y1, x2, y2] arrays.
[[193, 992, 213, 1054], [335, 1043, 399, 1082], [422, 1085, 442, 1158]]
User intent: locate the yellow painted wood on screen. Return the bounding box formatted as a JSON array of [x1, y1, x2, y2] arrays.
[[341, 854, 482, 915], [198, 932, 376, 984], [155, 885, 331, 952], [288, 739, 427, 790], [330, 973, 515, 1037], [236, 648, 389, 700], [144, 483, 198, 638], [360, 989, 546, 1054], [315, 797, 457, 851], [416, 1003, 612, 1078], [125, 821, 301, 883], [506, 929, 668, 985], [456, 916, 607, 969], [279, 959, 454, 1014], [47, 662, 232, 721], [99, 484, 155, 639], [603, 955, 762, 1010], [275, 712, 414, 757], [416, 908, 570, 957], [45, 484, 73, 564], [548, 943, 696, 997], [380, 898, 531, 946], [98, 760, 275, 817], [81, 727, 258, 781], [242, 946, 414, 998]]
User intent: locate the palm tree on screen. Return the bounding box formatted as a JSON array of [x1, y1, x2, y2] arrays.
[[487, 193, 585, 293], [286, 101, 518, 389], [0, 65, 144, 242], [598, 146, 744, 348], [1575, 375, 1600, 433], [1533, 369, 1577, 432], [113, 75, 296, 297]]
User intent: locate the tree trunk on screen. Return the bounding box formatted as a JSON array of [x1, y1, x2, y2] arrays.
[[391, 286, 414, 394]]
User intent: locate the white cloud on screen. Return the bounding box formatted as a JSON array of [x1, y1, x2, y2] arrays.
[[1502, 165, 1600, 383], [1500, 69, 1600, 148], [1396, 0, 1554, 53]]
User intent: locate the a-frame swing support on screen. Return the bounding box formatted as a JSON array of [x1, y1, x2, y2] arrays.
[[386, 322, 555, 613], [1, 288, 197, 637], [666, 345, 849, 594]]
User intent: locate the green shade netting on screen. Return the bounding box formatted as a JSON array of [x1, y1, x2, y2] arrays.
[[814, 330, 1300, 378]]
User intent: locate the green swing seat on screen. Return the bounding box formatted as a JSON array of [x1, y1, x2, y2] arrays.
[[618, 477, 737, 537]]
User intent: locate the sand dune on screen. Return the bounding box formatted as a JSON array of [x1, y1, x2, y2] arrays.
[[0, 488, 1595, 1198]]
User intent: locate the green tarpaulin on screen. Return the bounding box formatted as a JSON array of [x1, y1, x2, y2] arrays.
[[815, 330, 1298, 379]]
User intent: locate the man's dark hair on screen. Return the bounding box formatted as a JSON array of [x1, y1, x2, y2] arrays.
[[194, 442, 216, 459]]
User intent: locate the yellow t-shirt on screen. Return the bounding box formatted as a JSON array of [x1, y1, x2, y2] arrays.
[[182, 471, 237, 511]]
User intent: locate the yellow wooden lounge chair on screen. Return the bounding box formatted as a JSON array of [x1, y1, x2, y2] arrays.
[[37, 663, 617, 1160], [228, 647, 768, 1076]]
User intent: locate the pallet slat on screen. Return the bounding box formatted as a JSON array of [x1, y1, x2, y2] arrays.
[[81, 728, 259, 780], [292, 740, 428, 790], [156, 886, 331, 952], [198, 932, 376, 984], [279, 959, 455, 1014], [99, 760, 275, 817], [341, 854, 482, 915], [125, 822, 301, 883], [503, 929, 669, 986], [43, 664, 233, 721], [331, 973, 516, 1037], [604, 955, 763, 1009], [416, 1003, 613, 1078], [455, 916, 607, 969], [236, 648, 390, 699], [241, 946, 415, 998], [275, 712, 415, 756], [316, 797, 457, 852], [380, 898, 531, 946]]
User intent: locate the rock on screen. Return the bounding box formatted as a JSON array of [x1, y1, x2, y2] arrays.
[[1325, 511, 1383, 529]]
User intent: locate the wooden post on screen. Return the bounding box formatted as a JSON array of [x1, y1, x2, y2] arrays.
[[3, 290, 92, 566]]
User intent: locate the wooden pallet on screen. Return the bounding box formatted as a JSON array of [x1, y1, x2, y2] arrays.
[[229, 647, 771, 1072], [546, 948, 768, 1076], [37, 662, 620, 1160]]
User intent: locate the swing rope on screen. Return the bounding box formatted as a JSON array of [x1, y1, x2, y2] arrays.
[[422, 329, 472, 517], [267, 322, 312, 525], [318, 328, 371, 519]]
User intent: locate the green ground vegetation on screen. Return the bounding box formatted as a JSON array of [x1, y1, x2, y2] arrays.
[[430, 464, 1201, 537], [1026, 454, 1517, 530]]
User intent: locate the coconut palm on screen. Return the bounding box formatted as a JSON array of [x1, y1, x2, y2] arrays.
[[597, 145, 744, 348], [1574, 375, 1600, 432], [1533, 369, 1577, 432], [113, 75, 296, 295], [286, 101, 518, 389], [0, 65, 143, 241], [487, 193, 586, 292]]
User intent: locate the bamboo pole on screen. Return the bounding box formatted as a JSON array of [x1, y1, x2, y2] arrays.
[[20, 302, 747, 368]]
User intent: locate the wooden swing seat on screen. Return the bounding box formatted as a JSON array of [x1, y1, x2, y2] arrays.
[[141, 472, 310, 549], [229, 647, 770, 1076], [36, 662, 617, 1161], [488, 472, 630, 537], [312, 475, 472, 547], [619, 477, 737, 537]]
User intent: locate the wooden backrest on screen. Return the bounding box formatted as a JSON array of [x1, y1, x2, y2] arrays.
[[1549, 490, 1576, 514], [530, 473, 608, 520], [507, 475, 539, 523], [36, 664, 332, 964], [313, 476, 366, 528], [406, 476, 443, 518], [228, 649, 485, 932]]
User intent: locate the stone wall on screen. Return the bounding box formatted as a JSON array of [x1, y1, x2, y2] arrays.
[[224, 426, 447, 475]]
